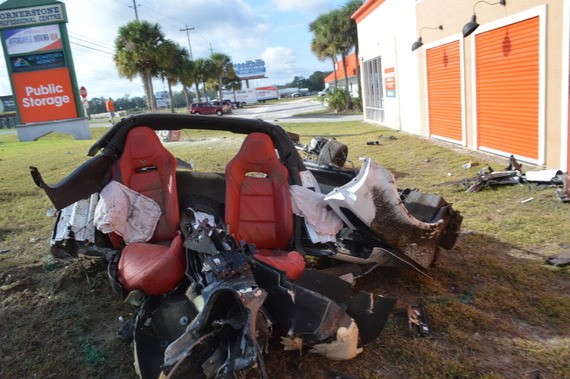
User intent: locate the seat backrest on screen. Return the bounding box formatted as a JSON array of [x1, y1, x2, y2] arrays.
[[225, 132, 293, 250], [114, 126, 179, 241]]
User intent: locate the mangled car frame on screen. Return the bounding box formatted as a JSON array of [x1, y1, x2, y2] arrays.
[[30, 114, 462, 378]]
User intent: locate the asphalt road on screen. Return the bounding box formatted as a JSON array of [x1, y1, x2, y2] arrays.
[[0, 100, 363, 135], [228, 98, 363, 123]]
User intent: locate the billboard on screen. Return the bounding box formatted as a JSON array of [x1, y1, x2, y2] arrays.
[[0, 95, 16, 113], [233, 59, 266, 80], [155, 91, 170, 108]]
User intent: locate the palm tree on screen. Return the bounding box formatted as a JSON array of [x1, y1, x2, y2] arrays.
[[114, 20, 165, 112], [344, 0, 362, 57], [210, 53, 234, 101], [310, 2, 362, 109], [342, 0, 363, 97], [310, 13, 339, 87], [193, 58, 215, 102], [327, 9, 354, 108], [179, 59, 196, 108], [157, 40, 189, 113]]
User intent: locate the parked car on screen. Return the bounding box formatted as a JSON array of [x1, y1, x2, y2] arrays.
[[211, 100, 233, 113], [318, 87, 330, 96], [290, 92, 302, 98], [189, 102, 224, 116], [30, 114, 462, 379], [222, 100, 237, 109]]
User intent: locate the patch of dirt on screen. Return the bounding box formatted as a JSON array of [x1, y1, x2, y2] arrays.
[[0, 258, 136, 378]]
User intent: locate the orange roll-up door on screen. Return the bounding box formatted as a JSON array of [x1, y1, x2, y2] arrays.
[[475, 16, 539, 160], [426, 41, 462, 142]]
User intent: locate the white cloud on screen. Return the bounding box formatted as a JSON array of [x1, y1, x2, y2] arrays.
[[262, 47, 298, 70], [262, 47, 299, 81], [268, 0, 331, 13]]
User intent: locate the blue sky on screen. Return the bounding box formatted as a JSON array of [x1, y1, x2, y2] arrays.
[[0, 0, 351, 99]]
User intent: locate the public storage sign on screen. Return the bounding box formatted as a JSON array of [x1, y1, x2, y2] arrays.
[[13, 67, 77, 123]]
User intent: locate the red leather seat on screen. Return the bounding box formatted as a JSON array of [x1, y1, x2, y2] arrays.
[[114, 127, 185, 296], [225, 132, 305, 280]]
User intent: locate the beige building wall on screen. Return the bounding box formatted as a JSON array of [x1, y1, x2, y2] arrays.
[[357, 0, 423, 134], [415, 0, 567, 170]]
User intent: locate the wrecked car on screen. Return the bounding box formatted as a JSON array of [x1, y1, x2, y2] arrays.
[[30, 113, 462, 378]]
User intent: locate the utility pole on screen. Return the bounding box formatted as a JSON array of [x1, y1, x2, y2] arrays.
[[180, 24, 195, 60], [130, 0, 140, 20], [209, 43, 214, 56]]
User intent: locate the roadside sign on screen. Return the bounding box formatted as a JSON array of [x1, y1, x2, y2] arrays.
[[80, 86, 87, 98]]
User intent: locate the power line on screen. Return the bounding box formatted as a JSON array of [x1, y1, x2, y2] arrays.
[[86, 0, 133, 20], [70, 41, 114, 56], [69, 34, 114, 52], [139, 0, 187, 25]]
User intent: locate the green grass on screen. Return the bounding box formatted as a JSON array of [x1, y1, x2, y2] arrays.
[[0, 119, 569, 378]]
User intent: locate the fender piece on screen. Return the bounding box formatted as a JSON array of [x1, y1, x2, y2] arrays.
[[296, 269, 396, 345], [325, 158, 461, 269], [30, 154, 112, 210]]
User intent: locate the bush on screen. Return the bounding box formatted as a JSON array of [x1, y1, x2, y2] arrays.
[[325, 88, 346, 112], [352, 96, 362, 112]]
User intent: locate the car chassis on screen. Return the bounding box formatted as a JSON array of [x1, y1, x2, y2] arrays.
[[30, 114, 462, 378]]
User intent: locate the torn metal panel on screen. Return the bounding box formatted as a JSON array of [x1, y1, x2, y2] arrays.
[[465, 170, 523, 192], [505, 154, 523, 172], [325, 158, 459, 269], [327, 246, 400, 268], [162, 276, 268, 378], [250, 259, 354, 345], [133, 295, 199, 379], [30, 154, 113, 211], [524, 169, 564, 183], [435, 164, 523, 192], [296, 269, 396, 345], [51, 193, 99, 244]]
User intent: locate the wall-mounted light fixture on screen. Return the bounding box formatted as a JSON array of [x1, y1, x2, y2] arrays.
[[462, 0, 506, 38], [411, 25, 443, 52]]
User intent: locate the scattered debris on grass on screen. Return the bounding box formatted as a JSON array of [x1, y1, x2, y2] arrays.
[[436, 155, 568, 199], [545, 251, 570, 267], [407, 301, 431, 338], [436, 165, 523, 192], [556, 174, 570, 202]]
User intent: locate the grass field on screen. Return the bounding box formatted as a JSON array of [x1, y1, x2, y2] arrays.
[[0, 119, 569, 378]]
